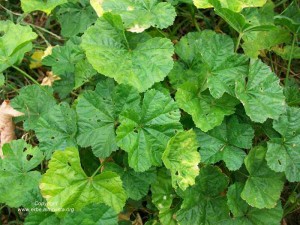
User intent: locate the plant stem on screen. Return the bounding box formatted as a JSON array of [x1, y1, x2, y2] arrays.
[[11, 65, 40, 86], [285, 33, 297, 86]]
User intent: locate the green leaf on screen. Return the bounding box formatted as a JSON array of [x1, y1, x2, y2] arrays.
[[76, 79, 140, 158], [176, 166, 230, 225], [283, 78, 300, 106], [106, 162, 157, 200], [25, 213, 60, 225], [11, 85, 57, 130], [193, 0, 267, 12], [116, 89, 182, 172], [227, 182, 283, 225], [169, 31, 249, 99], [267, 107, 300, 182], [176, 83, 239, 132], [162, 130, 200, 190], [35, 103, 77, 158], [273, 45, 300, 60], [122, 168, 156, 200], [0, 20, 37, 73], [81, 13, 174, 92], [241, 146, 284, 209], [21, 0, 68, 14], [97, 0, 176, 32], [242, 28, 290, 58], [235, 59, 285, 123], [196, 116, 254, 171], [40, 147, 127, 216], [0, 140, 44, 207], [151, 169, 177, 225], [62, 203, 118, 225], [274, 1, 300, 34], [42, 37, 86, 97], [57, 0, 97, 37], [74, 59, 97, 89]]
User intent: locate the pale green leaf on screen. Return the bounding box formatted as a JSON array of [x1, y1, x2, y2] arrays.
[[97, 0, 176, 31], [62, 203, 118, 225], [162, 130, 200, 190], [76, 79, 140, 158], [176, 83, 239, 132], [81, 13, 174, 92], [11, 85, 57, 130], [21, 0, 68, 14], [0, 21, 37, 73], [193, 0, 267, 12], [40, 147, 127, 216], [0, 140, 44, 208], [176, 166, 230, 225], [227, 182, 283, 225], [267, 107, 300, 182], [196, 116, 254, 171], [35, 103, 77, 158], [241, 146, 284, 209], [117, 89, 182, 172], [235, 59, 285, 123]]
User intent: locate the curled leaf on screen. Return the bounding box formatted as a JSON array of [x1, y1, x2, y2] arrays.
[[0, 100, 24, 158]]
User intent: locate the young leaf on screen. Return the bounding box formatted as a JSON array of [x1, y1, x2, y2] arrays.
[[21, 0, 68, 14], [94, 0, 176, 32], [241, 146, 284, 209], [267, 107, 300, 182], [196, 116, 254, 171], [176, 83, 239, 132], [235, 59, 285, 123], [76, 79, 140, 158], [11, 85, 57, 130], [227, 182, 283, 224], [0, 21, 37, 73], [0, 73, 4, 86], [35, 103, 77, 158], [39, 147, 127, 216], [117, 89, 182, 172], [81, 13, 174, 92], [162, 130, 200, 190], [62, 203, 118, 225], [176, 166, 230, 225], [57, 0, 98, 37], [0, 140, 44, 207]]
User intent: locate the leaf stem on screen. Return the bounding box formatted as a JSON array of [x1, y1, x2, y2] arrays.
[[235, 33, 243, 52], [90, 159, 106, 178], [285, 33, 297, 86]]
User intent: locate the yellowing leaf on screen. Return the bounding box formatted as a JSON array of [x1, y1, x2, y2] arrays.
[[90, 0, 104, 17], [29, 50, 44, 69], [42, 46, 54, 59], [0, 101, 24, 158]]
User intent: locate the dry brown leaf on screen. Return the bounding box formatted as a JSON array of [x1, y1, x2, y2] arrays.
[[0, 100, 24, 159], [41, 71, 61, 86]]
